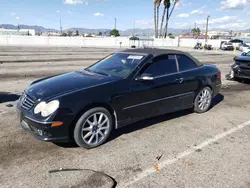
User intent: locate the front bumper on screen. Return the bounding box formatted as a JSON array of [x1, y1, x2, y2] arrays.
[[234, 71, 250, 79], [230, 66, 250, 79], [16, 100, 74, 142]]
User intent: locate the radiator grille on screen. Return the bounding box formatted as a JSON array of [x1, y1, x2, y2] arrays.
[[21, 93, 35, 110]]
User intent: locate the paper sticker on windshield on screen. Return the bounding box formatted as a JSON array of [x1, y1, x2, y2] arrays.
[[127, 55, 143, 60]]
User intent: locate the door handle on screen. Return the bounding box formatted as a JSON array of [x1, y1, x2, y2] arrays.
[[176, 78, 184, 83]]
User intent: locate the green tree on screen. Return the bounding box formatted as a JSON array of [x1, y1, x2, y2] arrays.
[[160, 0, 170, 38], [110, 29, 120, 37], [168, 33, 175, 38], [76, 30, 79, 36], [98, 32, 103, 36], [163, 0, 179, 38], [192, 27, 201, 35], [154, 0, 161, 38]]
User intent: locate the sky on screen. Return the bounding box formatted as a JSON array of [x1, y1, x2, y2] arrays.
[[0, 0, 250, 31]]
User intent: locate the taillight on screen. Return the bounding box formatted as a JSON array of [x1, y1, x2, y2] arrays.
[[217, 72, 221, 80]]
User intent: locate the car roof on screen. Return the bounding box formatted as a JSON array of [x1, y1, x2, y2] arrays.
[[121, 48, 188, 57], [119, 48, 203, 66]]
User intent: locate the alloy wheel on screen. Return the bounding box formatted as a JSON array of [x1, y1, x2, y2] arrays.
[[197, 88, 212, 111], [81, 113, 110, 146]]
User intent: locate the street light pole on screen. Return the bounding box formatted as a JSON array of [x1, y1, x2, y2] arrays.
[[114, 18, 117, 30], [60, 18, 63, 34], [205, 15, 210, 43], [133, 21, 136, 36]]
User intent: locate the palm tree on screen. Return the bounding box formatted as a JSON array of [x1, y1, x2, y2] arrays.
[[154, 0, 161, 38], [154, 0, 157, 38], [163, 0, 179, 38], [160, 0, 170, 38]]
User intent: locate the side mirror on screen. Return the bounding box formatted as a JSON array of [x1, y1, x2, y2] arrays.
[[135, 73, 154, 81], [241, 52, 246, 56]]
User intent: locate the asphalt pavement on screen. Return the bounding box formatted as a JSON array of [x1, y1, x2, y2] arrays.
[[0, 47, 249, 188]]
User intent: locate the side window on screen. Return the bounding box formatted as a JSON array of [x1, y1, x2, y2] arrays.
[[177, 55, 197, 71], [143, 55, 177, 76]]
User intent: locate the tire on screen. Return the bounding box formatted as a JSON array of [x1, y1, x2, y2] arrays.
[[73, 107, 113, 149], [194, 87, 213, 113]]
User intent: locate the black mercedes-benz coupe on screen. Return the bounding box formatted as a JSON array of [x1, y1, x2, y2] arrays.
[[226, 51, 250, 80], [16, 48, 221, 148]]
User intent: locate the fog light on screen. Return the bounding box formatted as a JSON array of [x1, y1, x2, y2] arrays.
[[36, 129, 51, 137], [37, 129, 43, 136]]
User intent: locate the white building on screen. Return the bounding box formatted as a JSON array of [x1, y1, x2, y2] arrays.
[[0, 28, 36, 36], [207, 31, 230, 39]]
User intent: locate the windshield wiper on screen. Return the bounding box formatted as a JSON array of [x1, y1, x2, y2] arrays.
[[93, 71, 111, 76], [85, 68, 111, 76]]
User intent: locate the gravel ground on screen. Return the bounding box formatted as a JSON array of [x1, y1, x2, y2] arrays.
[[0, 46, 249, 188]]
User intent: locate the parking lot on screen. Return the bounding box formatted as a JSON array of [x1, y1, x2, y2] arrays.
[[0, 46, 250, 188]]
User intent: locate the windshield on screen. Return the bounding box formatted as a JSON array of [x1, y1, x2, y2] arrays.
[[86, 53, 146, 78]]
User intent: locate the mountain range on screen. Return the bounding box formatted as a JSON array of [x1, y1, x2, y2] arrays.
[[1, 24, 249, 36], [0, 24, 190, 36]]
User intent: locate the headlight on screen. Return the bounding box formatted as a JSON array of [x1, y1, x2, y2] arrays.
[[34, 100, 59, 117]]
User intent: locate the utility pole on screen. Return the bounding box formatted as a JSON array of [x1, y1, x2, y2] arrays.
[[133, 21, 136, 36], [114, 18, 117, 30], [195, 22, 197, 29], [60, 18, 62, 34], [205, 15, 210, 43]]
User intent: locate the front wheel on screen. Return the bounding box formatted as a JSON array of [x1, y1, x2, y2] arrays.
[[194, 87, 213, 113], [73, 107, 113, 149]]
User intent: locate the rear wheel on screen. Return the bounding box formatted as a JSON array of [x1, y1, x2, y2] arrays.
[[194, 87, 213, 113], [73, 107, 113, 149]]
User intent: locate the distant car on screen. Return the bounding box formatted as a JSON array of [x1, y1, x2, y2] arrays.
[[221, 42, 234, 51], [229, 39, 243, 50], [16, 48, 222, 149], [242, 46, 250, 53], [239, 43, 248, 51], [241, 51, 250, 56], [239, 43, 246, 51], [226, 51, 250, 80]]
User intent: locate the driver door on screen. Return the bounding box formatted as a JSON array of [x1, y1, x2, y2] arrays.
[[122, 54, 183, 120]]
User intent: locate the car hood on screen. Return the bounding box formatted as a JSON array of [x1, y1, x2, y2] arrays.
[[26, 70, 119, 100], [235, 56, 250, 62]]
